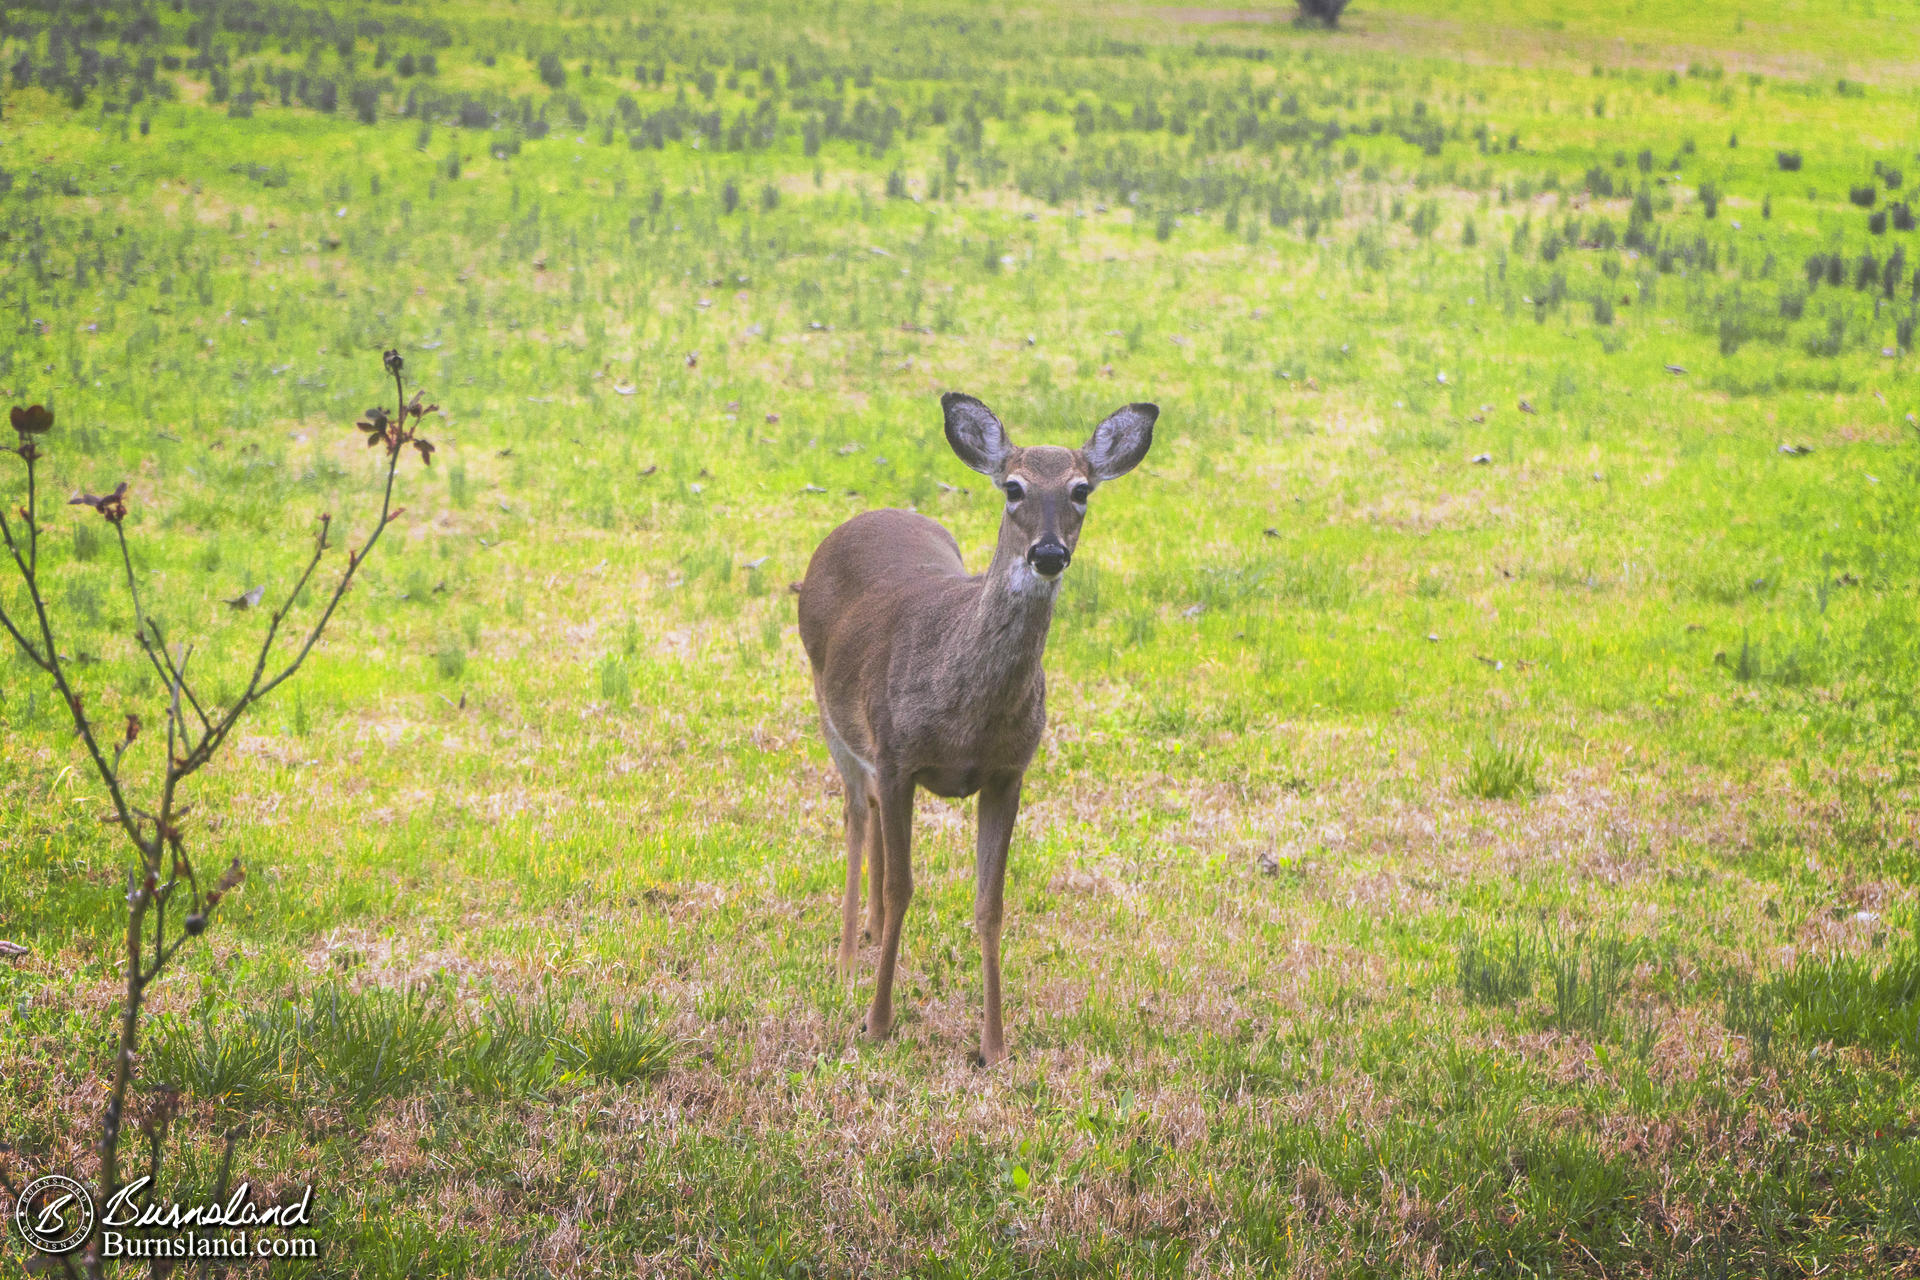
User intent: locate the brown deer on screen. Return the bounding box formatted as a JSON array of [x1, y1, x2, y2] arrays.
[[797, 393, 1156, 1064]]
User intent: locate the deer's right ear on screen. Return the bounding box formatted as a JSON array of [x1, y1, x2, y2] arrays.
[[942, 393, 1015, 478]]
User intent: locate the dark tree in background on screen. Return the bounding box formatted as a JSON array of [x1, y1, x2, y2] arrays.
[[1295, 0, 1352, 28]]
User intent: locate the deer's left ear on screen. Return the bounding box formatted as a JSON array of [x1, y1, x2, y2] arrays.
[[1083, 403, 1157, 483]]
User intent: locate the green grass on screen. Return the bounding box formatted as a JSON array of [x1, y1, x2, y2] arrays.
[[1462, 734, 1541, 799], [3, 0, 1920, 1274], [144, 982, 673, 1110]]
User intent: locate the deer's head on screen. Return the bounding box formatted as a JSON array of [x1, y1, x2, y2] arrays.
[[942, 393, 1156, 582]]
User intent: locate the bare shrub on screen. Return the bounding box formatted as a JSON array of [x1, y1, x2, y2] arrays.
[[0, 352, 435, 1272]]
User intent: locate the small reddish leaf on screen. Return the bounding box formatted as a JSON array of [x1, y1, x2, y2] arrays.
[[69, 481, 130, 521], [10, 404, 53, 434], [215, 857, 245, 893]]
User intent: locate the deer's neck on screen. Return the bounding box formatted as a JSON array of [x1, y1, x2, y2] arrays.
[[954, 545, 1059, 694]]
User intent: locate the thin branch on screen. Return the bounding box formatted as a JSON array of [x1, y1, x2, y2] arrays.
[[0, 505, 52, 668], [156, 645, 191, 882], [142, 1118, 165, 1209], [111, 517, 154, 655], [172, 385, 408, 782], [251, 454, 400, 705], [6, 453, 145, 847], [155, 519, 331, 783], [154, 931, 195, 973], [0, 501, 27, 569], [246, 360, 415, 709], [100, 869, 151, 1207], [231, 513, 337, 715], [115, 521, 211, 736], [96, 620, 190, 1214], [24, 440, 37, 576], [152, 878, 166, 980], [194, 1130, 240, 1280], [0, 596, 48, 669], [149, 629, 210, 735]]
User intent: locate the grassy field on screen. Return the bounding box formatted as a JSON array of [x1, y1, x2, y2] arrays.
[[3, 0, 1920, 1274]]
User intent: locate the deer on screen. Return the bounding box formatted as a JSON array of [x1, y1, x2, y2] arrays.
[[797, 392, 1157, 1065]]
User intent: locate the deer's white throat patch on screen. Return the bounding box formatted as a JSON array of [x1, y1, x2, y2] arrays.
[[1007, 559, 1064, 598]]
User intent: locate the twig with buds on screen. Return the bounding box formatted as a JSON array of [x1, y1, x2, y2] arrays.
[[0, 352, 434, 1276]]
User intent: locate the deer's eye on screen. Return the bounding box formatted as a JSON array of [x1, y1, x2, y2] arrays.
[[1003, 480, 1025, 502], [1070, 482, 1092, 504]]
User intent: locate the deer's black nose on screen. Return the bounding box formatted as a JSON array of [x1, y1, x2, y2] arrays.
[[1027, 542, 1070, 577]]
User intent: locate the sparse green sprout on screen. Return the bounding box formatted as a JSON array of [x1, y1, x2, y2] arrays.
[[1463, 734, 1540, 800], [1457, 927, 1536, 1006], [1543, 928, 1641, 1040], [599, 654, 632, 702]]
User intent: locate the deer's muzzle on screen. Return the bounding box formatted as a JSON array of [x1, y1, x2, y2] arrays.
[[1027, 541, 1070, 577]]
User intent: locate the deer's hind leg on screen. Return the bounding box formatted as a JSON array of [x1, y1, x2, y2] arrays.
[[836, 782, 869, 979], [823, 713, 880, 977], [864, 803, 885, 943]]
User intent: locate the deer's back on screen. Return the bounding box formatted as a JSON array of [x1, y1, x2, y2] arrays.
[[798, 508, 968, 665], [799, 508, 995, 761]]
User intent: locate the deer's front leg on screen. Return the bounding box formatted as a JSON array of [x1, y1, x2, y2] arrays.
[[973, 772, 1023, 1066], [864, 774, 916, 1042]]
